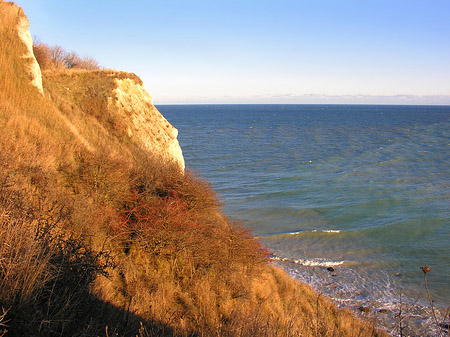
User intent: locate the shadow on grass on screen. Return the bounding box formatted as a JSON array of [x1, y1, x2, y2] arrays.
[[5, 291, 183, 337]]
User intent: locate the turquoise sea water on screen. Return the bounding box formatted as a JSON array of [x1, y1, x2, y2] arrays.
[[158, 104, 450, 326]]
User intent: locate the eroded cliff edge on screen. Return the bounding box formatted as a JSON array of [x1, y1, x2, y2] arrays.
[[16, 4, 43, 94], [112, 77, 185, 171], [43, 69, 185, 170]]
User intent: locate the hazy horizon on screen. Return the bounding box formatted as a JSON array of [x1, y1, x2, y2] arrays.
[[154, 101, 450, 106], [154, 96, 450, 107], [15, 0, 450, 105]]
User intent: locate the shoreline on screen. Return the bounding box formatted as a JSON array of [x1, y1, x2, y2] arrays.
[[273, 258, 449, 336]]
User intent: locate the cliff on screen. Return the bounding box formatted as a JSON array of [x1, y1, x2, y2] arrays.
[[16, 6, 43, 94], [113, 77, 185, 170], [43, 68, 185, 170], [1, 2, 183, 170], [0, 2, 385, 336]]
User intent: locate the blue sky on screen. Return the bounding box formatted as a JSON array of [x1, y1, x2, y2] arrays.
[[15, 0, 450, 104]]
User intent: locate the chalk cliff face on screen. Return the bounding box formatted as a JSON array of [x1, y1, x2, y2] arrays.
[[43, 69, 185, 171], [111, 78, 185, 170], [16, 9, 43, 95]]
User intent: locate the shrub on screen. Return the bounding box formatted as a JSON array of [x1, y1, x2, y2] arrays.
[[0, 175, 112, 336], [33, 39, 100, 70], [32, 38, 53, 69]]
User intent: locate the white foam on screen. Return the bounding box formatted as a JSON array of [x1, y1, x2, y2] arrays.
[[294, 259, 344, 267], [299, 260, 345, 267], [293, 258, 345, 267], [287, 229, 341, 235], [270, 256, 290, 262], [270, 255, 344, 267]]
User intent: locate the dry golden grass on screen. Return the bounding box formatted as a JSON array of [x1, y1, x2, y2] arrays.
[[0, 1, 388, 336]]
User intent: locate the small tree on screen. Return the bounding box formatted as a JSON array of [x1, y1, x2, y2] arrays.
[[64, 51, 80, 68], [50, 45, 67, 68]]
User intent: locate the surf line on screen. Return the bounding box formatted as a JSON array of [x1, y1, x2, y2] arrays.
[[270, 255, 345, 268]]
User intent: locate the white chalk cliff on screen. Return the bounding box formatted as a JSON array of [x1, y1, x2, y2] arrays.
[[16, 9, 43, 95], [111, 78, 185, 170]]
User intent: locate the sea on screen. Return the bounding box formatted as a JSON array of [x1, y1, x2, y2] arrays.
[[158, 104, 450, 334]]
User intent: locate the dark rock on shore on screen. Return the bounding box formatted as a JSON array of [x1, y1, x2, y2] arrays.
[[358, 306, 371, 313], [439, 323, 449, 330]]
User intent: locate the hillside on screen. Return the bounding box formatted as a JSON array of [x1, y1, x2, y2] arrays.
[[0, 2, 386, 336]]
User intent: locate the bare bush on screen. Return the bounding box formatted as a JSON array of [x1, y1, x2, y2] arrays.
[[32, 39, 100, 70], [78, 56, 100, 70], [64, 50, 80, 68], [32, 38, 52, 69]]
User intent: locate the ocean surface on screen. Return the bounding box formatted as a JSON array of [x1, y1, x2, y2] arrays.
[[158, 104, 450, 331]]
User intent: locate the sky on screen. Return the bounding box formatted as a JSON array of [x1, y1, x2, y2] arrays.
[[14, 0, 450, 105]]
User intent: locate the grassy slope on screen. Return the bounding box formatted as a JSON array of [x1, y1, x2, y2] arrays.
[[0, 2, 387, 336]]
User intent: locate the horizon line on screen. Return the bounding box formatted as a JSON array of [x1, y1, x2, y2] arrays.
[[155, 102, 450, 106]]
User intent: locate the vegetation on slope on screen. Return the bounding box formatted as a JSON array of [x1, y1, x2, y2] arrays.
[[0, 2, 387, 336], [33, 39, 101, 70]]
